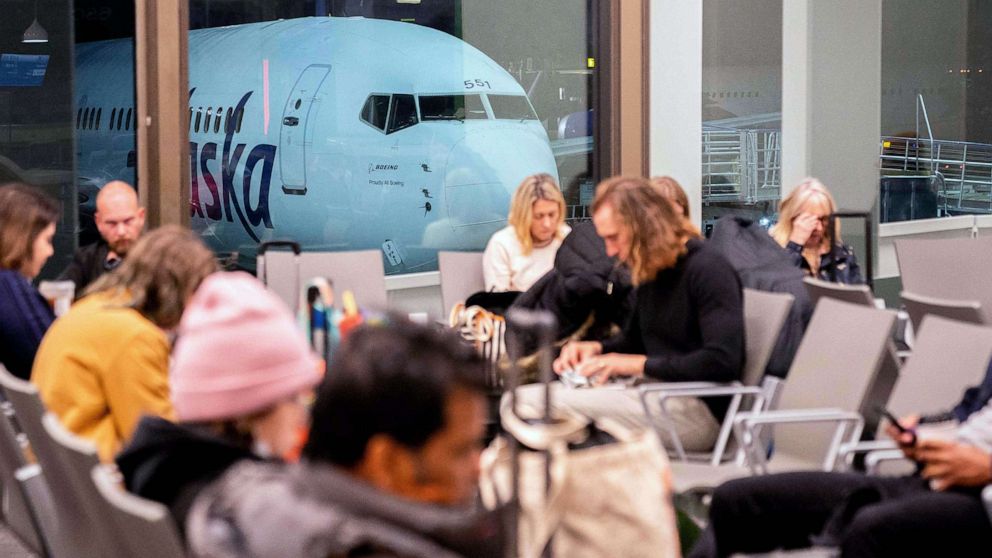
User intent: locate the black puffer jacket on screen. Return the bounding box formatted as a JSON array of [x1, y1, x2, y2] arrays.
[[709, 216, 813, 378], [510, 222, 634, 351]]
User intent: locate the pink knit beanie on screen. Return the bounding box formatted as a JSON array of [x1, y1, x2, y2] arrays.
[[171, 271, 321, 422]]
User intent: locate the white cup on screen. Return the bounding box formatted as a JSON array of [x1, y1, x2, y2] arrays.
[[38, 280, 75, 317]]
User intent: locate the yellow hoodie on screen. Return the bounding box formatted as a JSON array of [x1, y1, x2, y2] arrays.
[[31, 291, 175, 462]]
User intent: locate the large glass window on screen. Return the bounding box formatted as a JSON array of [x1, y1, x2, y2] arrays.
[[701, 0, 782, 236], [187, 0, 600, 275], [879, 0, 992, 223], [72, 1, 137, 252], [1, 1, 80, 278]]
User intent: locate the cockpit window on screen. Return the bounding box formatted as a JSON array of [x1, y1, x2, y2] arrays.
[[419, 94, 487, 121], [488, 94, 538, 120], [361, 95, 390, 130], [387, 94, 418, 134]]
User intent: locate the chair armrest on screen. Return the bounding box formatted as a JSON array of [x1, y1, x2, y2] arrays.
[[638, 382, 759, 463], [837, 439, 898, 468], [733, 408, 864, 475], [863, 449, 914, 475]]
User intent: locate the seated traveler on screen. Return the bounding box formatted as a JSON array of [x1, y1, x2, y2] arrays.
[[691, 395, 992, 558], [60, 180, 146, 294], [31, 226, 217, 461], [185, 318, 502, 558], [482, 173, 571, 293], [551, 176, 744, 452], [116, 271, 321, 532], [0, 184, 59, 380], [770, 178, 863, 284]]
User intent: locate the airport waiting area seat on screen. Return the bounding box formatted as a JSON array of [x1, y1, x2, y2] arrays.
[[840, 315, 992, 473], [666, 298, 897, 495], [895, 235, 992, 322], [259, 248, 388, 311], [639, 288, 795, 465], [90, 465, 185, 558], [438, 250, 485, 315], [900, 290, 984, 333], [803, 277, 876, 308]]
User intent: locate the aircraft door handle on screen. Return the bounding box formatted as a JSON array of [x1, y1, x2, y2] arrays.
[[283, 117, 300, 126]]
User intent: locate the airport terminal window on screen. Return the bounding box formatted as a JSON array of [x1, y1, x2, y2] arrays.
[[387, 94, 418, 134], [700, 0, 783, 234], [879, 0, 992, 223], [183, 0, 602, 276], [361, 94, 390, 131], [488, 94, 538, 121], [419, 94, 487, 121]]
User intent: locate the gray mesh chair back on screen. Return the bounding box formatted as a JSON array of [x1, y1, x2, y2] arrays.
[[261, 249, 388, 311], [803, 277, 876, 308], [91, 464, 185, 558], [0, 366, 114, 558], [439, 251, 485, 315], [741, 289, 795, 387], [0, 372, 46, 555], [41, 413, 130, 556], [900, 290, 984, 333], [885, 316, 992, 421], [895, 236, 992, 322], [775, 298, 897, 464]]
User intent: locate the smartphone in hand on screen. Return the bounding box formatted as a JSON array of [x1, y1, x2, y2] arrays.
[[876, 406, 917, 446]]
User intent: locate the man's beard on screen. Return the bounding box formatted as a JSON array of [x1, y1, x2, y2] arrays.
[[109, 238, 133, 256]]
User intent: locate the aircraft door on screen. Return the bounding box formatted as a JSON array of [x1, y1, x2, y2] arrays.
[[280, 64, 330, 194]]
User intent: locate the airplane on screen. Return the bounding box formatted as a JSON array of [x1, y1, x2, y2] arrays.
[[73, 16, 560, 274]]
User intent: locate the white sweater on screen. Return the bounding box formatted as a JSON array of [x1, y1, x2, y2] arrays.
[[482, 225, 570, 292]]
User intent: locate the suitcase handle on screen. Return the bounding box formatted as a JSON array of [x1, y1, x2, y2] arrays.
[[257, 240, 302, 256]]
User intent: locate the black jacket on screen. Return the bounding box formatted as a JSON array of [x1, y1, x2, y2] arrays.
[[116, 416, 258, 534], [58, 241, 115, 296], [784, 240, 864, 285], [510, 222, 634, 351], [0, 269, 54, 380], [709, 216, 813, 378]]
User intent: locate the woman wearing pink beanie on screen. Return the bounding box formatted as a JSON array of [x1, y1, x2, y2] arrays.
[[116, 271, 322, 533]]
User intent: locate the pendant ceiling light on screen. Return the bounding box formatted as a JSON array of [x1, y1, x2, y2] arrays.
[[22, 1, 48, 44]]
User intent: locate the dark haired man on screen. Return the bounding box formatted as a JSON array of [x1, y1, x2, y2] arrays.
[[186, 319, 503, 558]]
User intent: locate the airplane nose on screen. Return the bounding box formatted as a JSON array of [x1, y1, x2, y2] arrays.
[[443, 130, 559, 226]]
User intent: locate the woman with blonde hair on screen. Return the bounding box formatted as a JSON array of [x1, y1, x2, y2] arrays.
[[553, 176, 743, 452], [482, 173, 570, 292], [32, 225, 218, 461], [771, 178, 862, 284], [0, 183, 59, 379]]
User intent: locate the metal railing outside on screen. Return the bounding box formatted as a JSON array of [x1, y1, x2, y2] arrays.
[[880, 136, 992, 214], [701, 128, 782, 204]]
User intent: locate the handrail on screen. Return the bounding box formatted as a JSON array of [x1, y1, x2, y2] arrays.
[[915, 94, 937, 174]]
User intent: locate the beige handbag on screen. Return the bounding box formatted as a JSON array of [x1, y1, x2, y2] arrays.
[[480, 399, 681, 558]]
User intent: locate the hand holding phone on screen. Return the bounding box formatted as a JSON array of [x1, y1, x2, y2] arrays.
[[877, 406, 917, 446]]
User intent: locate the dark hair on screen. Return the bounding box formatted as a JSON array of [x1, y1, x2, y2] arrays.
[[0, 183, 59, 274], [304, 318, 486, 467]]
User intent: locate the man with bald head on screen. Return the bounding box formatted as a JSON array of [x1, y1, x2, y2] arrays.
[[60, 181, 146, 293]]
